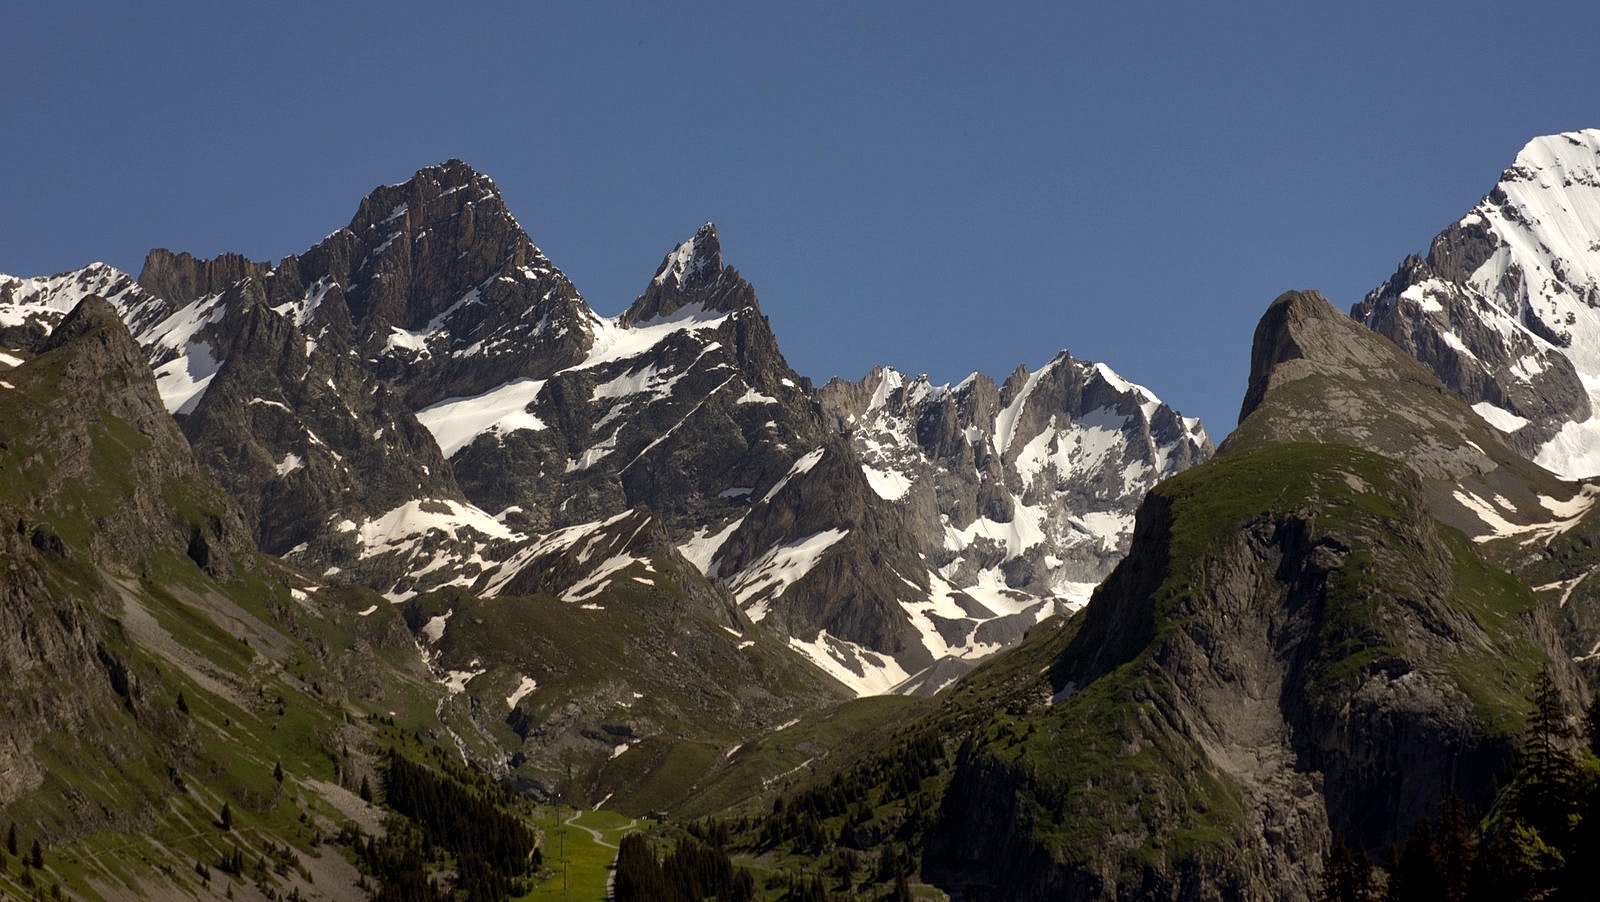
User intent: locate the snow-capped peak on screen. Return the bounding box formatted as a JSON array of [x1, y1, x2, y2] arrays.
[[1355, 128, 1600, 478]]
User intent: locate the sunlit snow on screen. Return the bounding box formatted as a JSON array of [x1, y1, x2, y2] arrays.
[[416, 378, 547, 456], [729, 529, 850, 615], [505, 676, 538, 710]]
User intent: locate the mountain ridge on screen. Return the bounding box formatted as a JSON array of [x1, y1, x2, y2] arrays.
[[0, 159, 1212, 698]]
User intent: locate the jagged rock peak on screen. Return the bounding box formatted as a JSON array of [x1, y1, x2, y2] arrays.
[[622, 222, 758, 326], [348, 158, 508, 236], [1349, 129, 1600, 472], [37, 293, 185, 438], [1228, 288, 1561, 503], [654, 221, 723, 291], [137, 249, 272, 308]]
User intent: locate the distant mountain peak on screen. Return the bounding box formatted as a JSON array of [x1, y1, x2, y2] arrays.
[[653, 221, 722, 290], [622, 221, 759, 326], [349, 158, 507, 238], [1353, 127, 1600, 474]]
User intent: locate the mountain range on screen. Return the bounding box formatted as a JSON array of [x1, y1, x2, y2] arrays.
[[1, 159, 1211, 699], [3, 128, 1600, 899]]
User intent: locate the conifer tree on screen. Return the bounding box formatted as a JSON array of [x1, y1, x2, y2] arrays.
[[1518, 665, 1582, 841]]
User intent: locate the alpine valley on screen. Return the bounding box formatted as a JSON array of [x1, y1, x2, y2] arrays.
[[5, 129, 1600, 901]]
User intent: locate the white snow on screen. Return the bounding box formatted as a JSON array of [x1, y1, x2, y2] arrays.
[[386, 326, 429, 354], [579, 303, 733, 371], [760, 447, 826, 503], [505, 676, 538, 710], [355, 499, 517, 549], [562, 551, 646, 603], [728, 529, 850, 614], [1472, 401, 1530, 433], [441, 666, 484, 695], [1435, 130, 1600, 476], [0, 350, 23, 368], [152, 340, 221, 415], [862, 464, 913, 500], [1454, 484, 1599, 545], [421, 610, 453, 644], [1535, 395, 1600, 479], [275, 452, 304, 477], [1093, 362, 1160, 418], [478, 511, 640, 597], [416, 378, 547, 456], [787, 630, 912, 698], [677, 517, 744, 577]]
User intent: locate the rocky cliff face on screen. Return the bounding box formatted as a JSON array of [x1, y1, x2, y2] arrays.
[[1353, 129, 1600, 475], [3, 296, 250, 572]]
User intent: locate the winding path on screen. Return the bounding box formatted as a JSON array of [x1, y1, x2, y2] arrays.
[[564, 811, 638, 849], [564, 811, 638, 899]]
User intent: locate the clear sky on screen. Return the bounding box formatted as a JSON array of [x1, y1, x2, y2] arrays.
[[3, 2, 1596, 440]]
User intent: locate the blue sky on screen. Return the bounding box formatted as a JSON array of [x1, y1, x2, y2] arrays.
[[3, 2, 1596, 439]]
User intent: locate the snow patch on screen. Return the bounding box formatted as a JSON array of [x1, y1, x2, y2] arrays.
[[761, 447, 826, 503], [678, 518, 744, 577], [416, 378, 547, 457], [275, 453, 304, 477], [441, 666, 484, 695], [787, 630, 912, 698], [421, 610, 453, 644], [505, 676, 538, 710], [862, 464, 912, 500], [729, 529, 850, 614]]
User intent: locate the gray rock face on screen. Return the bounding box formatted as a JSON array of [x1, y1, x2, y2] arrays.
[[1354, 243, 1588, 456], [619, 222, 754, 325], [177, 286, 461, 565], [0, 295, 251, 813], [21, 297, 250, 570]]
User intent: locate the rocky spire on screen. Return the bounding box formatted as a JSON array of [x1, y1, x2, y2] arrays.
[[621, 222, 759, 325]]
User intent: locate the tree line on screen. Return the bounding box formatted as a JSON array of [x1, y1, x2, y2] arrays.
[[1321, 666, 1600, 901]]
